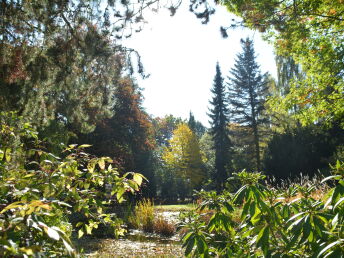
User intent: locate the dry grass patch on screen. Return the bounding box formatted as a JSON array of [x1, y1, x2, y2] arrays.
[[154, 215, 176, 237]]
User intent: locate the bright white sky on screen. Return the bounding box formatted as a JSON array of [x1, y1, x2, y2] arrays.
[[124, 3, 277, 127]]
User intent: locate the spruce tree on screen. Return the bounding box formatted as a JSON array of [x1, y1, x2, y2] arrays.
[[188, 111, 206, 138], [208, 63, 232, 191], [228, 38, 268, 171]]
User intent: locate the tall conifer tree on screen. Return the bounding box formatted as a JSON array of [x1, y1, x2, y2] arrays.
[[228, 38, 268, 171], [208, 63, 232, 191]]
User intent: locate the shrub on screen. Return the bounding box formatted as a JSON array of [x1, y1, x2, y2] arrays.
[[0, 112, 144, 256], [181, 165, 344, 257]]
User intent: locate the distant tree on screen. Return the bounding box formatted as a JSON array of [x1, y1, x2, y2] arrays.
[[163, 124, 206, 189], [228, 38, 268, 171], [228, 123, 256, 172], [152, 115, 183, 147], [275, 55, 303, 96], [76, 77, 156, 196], [263, 123, 344, 180], [221, 0, 344, 128], [208, 63, 232, 191], [199, 132, 215, 184], [188, 111, 206, 138]]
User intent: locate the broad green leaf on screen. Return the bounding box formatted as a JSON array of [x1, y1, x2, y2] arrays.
[[98, 159, 105, 170], [45, 227, 60, 241], [287, 212, 306, 223], [78, 229, 84, 238], [196, 236, 206, 254], [333, 197, 344, 210], [185, 235, 195, 256], [133, 173, 143, 186], [256, 225, 269, 256], [317, 240, 344, 257]]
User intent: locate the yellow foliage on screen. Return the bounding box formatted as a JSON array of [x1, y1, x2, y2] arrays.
[[163, 124, 205, 187]]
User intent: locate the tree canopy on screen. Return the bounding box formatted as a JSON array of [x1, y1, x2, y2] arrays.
[[163, 123, 206, 188], [221, 0, 344, 127]]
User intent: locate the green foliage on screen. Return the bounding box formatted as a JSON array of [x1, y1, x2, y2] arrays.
[[208, 63, 232, 191], [263, 124, 344, 180], [1, 0, 177, 131], [75, 77, 156, 197], [222, 0, 344, 128], [0, 112, 144, 256], [228, 38, 269, 171], [181, 166, 344, 257], [188, 111, 206, 138]]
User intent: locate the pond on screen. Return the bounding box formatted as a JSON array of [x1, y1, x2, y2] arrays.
[[78, 210, 184, 257]]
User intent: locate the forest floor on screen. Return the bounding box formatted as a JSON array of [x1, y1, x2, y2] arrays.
[[76, 204, 192, 257]]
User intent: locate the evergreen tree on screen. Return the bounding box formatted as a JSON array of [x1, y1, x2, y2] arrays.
[[188, 111, 206, 138], [0, 0, 168, 134], [228, 38, 268, 171], [208, 63, 232, 191]]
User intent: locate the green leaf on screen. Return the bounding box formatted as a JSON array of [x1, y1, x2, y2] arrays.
[[196, 235, 206, 254], [334, 197, 344, 210], [45, 227, 60, 241], [256, 225, 269, 256], [78, 144, 92, 148], [233, 185, 247, 204], [185, 235, 195, 256], [287, 212, 306, 223], [182, 232, 193, 243], [133, 173, 143, 186], [85, 224, 92, 234], [331, 213, 339, 228], [98, 159, 105, 170], [62, 239, 74, 254], [317, 240, 344, 257], [78, 229, 84, 238], [288, 217, 304, 232]]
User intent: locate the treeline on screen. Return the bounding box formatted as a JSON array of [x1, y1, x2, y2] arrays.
[[1, 0, 343, 201]]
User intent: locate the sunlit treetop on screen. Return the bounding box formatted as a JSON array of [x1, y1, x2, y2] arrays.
[[216, 0, 344, 127]]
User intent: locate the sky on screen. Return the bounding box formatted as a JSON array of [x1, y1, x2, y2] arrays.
[[125, 3, 277, 127]]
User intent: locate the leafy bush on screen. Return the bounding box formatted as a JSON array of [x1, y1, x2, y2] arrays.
[[180, 165, 344, 257], [0, 112, 144, 256]]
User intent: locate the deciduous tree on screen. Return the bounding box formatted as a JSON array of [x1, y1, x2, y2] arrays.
[[163, 123, 206, 188]]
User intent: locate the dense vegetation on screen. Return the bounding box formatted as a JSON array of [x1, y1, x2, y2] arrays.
[[1, 0, 343, 257], [181, 168, 344, 257]]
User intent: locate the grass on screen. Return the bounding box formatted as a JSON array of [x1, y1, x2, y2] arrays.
[[155, 203, 197, 212], [154, 215, 176, 237], [128, 199, 155, 232]]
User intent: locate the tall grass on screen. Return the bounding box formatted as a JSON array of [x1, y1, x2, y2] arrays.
[[129, 199, 155, 232], [128, 199, 176, 236]]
